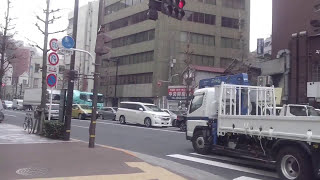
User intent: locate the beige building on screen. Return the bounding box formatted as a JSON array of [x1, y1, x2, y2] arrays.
[[100, 0, 250, 106]]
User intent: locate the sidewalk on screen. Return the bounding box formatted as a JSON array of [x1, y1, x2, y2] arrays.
[[0, 123, 187, 180]]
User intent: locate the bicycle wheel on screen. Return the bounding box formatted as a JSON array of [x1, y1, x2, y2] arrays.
[[27, 118, 33, 134], [23, 117, 28, 130]]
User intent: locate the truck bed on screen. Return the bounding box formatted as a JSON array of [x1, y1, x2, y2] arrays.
[[218, 83, 320, 143]]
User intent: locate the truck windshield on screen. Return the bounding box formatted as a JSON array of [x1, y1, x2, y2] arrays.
[[89, 95, 104, 103], [145, 105, 163, 112], [189, 94, 204, 113]]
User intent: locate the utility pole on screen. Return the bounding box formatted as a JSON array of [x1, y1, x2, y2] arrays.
[[64, 0, 79, 141], [90, 0, 111, 148]]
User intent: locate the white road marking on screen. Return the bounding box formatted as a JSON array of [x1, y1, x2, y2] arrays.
[[96, 121, 184, 134], [4, 110, 26, 115], [234, 176, 262, 180], [72, 125, 88, 129], [167, 154, 278, 178], [71, 119, 183, 134], [4, 114, 17, 117]]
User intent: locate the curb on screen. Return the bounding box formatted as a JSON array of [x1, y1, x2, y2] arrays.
[[71, 138, 137, 157]]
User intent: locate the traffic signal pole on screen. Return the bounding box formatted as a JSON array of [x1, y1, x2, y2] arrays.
[[89, 0, 109, 148], [64, 0, 79, 141]]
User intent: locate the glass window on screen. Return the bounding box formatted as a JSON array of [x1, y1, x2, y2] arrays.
[[290, 106, 307, 116], [189, 94, 204, 113], [148, 30, 155, 40], [145, 105, 163, 112], [196, 34, 204, 44], [198, 13, 204, 24], [80, 94, 87, 101], [193, 12, 199, 23]]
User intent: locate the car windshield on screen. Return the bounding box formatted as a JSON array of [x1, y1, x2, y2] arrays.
[[145, 105, 163, 112], [80, 105, 90, 109], [5, 101, 12, 104], [51, 105, 59, 110]]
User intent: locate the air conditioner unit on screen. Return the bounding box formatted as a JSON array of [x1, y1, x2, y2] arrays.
[[257, 76, 273, 86]]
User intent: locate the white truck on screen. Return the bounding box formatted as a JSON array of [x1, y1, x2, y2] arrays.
[[186, 83, 320, 180]]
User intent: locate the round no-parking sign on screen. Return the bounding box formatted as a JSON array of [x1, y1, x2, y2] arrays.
[[47, 74, 57, 87]]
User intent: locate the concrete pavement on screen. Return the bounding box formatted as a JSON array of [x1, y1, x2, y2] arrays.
[[0, 123, 189, 180], [3, 110, 277, 180]]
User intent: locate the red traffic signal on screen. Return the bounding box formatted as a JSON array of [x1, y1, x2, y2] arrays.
[[179, 0, 185, 9]]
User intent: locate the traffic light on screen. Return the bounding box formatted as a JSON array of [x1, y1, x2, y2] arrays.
[[95, 26, 112, 55], [147, 0, 186, 20], [147, 0, 161, 20], [163, 0, 185, 20]]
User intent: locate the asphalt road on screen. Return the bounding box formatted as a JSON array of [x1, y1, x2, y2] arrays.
[[3, 110, 278, 180]]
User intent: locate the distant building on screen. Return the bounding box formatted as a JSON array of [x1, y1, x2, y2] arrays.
[[66, 1, 99, 92], [100, 0, 250, 106]]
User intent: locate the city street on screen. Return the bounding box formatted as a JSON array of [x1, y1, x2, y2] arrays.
[[3, 110, 278, 180]]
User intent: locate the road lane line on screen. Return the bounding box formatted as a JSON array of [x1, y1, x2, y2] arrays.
[[167, 154, 278, 178], [4, 114, 17, 117], [234, 176, 262, 180], [95, 121, 184, 134], [72, 125, 88, 129]]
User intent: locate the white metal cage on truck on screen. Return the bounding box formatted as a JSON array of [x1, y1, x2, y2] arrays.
[[186, 83, 320, 180]]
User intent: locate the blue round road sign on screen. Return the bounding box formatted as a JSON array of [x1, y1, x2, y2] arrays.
[[62, 36, 75, 49], [47, 74, 57, 87]]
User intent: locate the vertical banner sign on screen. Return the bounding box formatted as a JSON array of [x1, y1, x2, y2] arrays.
[[257, 38, 265, 55]]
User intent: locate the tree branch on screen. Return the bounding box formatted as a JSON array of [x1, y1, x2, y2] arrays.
[[48, 16, 61, 24], [49, 9, 61, 14], [35, 23, 45, 34], [36, 15, 45, 23], [48, 28, 66, 35], [25, 37, 44, 51]]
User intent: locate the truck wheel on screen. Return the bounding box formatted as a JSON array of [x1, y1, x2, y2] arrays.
[[276, 147, 313, 180], [192, 130, 211, 155]]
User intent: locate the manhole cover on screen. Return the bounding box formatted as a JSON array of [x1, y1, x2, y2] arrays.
[[16, 167, 48, 176]]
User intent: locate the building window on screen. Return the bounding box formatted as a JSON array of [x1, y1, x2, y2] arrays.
[[34, 63, 40, 73], [191, 0, 216, 5], [183, 11, 216, 25], [103, 52, 154, 67], [190, 54, 215, 66], [104, 0, 143, 15], [220, 57, 234, 68], [221, 17, 242, 29], [111, 29, 155, 48], [313, 64, 320, 82], [180, 32, 215, 46], [221, 37, 240, 49], [105, 10, 216, 32], [222, 0, 245, 9], [105, 11, 148, 31], [108, 73, 153, 85], [23, 79, 27, 85]]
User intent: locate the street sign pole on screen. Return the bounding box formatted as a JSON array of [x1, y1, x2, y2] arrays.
[[48, 87, 53, 121]]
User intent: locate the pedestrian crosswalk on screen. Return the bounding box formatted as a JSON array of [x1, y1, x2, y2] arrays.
[[167, 153, 278, 180]]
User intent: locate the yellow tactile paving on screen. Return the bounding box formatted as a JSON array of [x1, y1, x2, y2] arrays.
[[19, 162, 187, 180]]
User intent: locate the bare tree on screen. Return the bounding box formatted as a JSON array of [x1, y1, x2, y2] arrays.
[[29, 0, 66, 134], [0, 0, 17, 98]]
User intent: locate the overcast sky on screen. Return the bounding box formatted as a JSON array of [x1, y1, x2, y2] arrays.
[[0, 0, 272, 52]]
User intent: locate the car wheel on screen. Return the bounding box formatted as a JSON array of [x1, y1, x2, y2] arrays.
[[276, 147, 313, 180], [144, 118, 152, 128], [172, 119, 177, 127], [192, 130, 211, 155], [119, 115, 126, 124]]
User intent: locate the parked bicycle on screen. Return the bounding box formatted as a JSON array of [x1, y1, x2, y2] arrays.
[[23, 112, 33, 134]]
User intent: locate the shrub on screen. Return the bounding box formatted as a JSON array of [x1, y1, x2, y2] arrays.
[[43, 121, 64, 140]]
